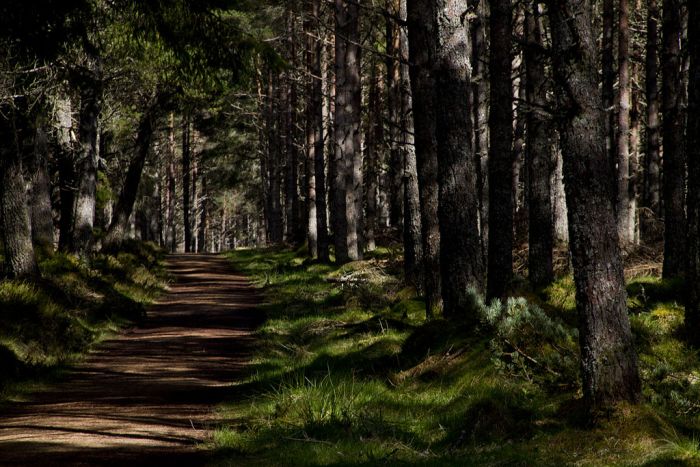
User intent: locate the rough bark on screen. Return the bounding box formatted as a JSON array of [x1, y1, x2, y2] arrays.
[[685, 0, 700, 341], [602, 0, 615, 187], [487, 0, 514, 301], [197, 174, 207, 253], [433, 0, 484, 317], [0, 101, 39, 278], [268, 72, 284, 244], [72, 67, 102, 257], [548, 0, 641, 413], [29, 123, 55, 249], [525, 1, 554, 288], [56, 97, 75, 252], [182, 117, 193, 252], [305, 1, 319, 258], [364, 59, 381, 252], [387, 0, 403, 229], [643, 0, 661, 234], [616, 0, 634, 245], [406, 0, 442, 318], [165, 113, 177, 252], [333, 0, 363, 263], [662, 0, 686, 278]]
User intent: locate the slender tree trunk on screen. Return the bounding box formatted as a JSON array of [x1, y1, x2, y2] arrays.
[[305, 3, 319, 258], [548, 0, 640, 414], [398, 0, 422, 290], [269, 73, 285, 244], [684, 0, 700, 342], [333, 0, 363, 263], [56, 97, 75, 252], [103, 94, 164, 249], [72, 70, 102, 257], [433, 0, 484, 317], [166, 113, 177, 252], [197, 174, 207, 253], [602, 0, 616, 188], [525, 1, 554, 288], [182, 117, 192, 252], [473, 0, 490, 258], [487, 0, 514, 301], [662, 0, 686, 278], [616, 0, 634, 244], [387, 0, 403, 230], [406, 0, 442, 318], [0, 101, 39, 278], [364, 59, 380, 252], [643, 0, 661, 241], [29, 122, 55, 249]]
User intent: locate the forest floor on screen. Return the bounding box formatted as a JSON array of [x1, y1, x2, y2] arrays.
[[0, 254, 262, 466]]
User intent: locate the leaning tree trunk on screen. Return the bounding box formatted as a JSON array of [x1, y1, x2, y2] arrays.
[[662, 0, 686, 278], [72, 69, 103, 257], [548, 0, 640, 415], [0, 101, 39, 279], [684, 0, 700, 342], [103, 94, 165, 249], [487, 0, 514, 301], [406, 0, 442, 318], [333, 0, 363, 263], [525, 1, 554, 288]]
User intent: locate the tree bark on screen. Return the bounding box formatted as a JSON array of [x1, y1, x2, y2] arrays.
[[103, 93, 165, 249], [364, 59, 381, 252], [525, 1, 554, 288], [182, 116, 193, 252], [643, 0, 661, 241], [602, 0, 615, 190], [29, 122, 55, 249], [406, 0, 442, 318], [333, 0, 363, 263], [433, 0, 484, 317], [72, 67, 102, 257], [387, 0, 403, 230], [487, 0, 514, 301], [684, 0, 700, 342], [616, 0, 634, 245], [548, 0, 640, 414], [56, 97, 75, 252], [662, 0, 686, 278], [0, 100, 39, 278]]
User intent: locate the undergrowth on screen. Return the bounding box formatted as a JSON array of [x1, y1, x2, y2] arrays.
[[0, 240, 167, 401], [213, 247, 700, 466]]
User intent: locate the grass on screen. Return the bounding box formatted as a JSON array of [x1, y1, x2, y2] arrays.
[[0, 240, 168, 402], [209, 248, 700, 465]]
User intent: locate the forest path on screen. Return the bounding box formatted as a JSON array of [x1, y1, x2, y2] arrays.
[[0, 254, 261, 466]]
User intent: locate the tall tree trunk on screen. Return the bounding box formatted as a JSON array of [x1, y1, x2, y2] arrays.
[[29, 122, 55, 249], [72, 69, 102, 257], [305, 2, 319, 258], [433, 0, 484, 317], [56, 97, 75, 252], [643, 0, 661, 241], [662, 0, 686, 278], [387, 0, 403, 230], [103, 94, 164, 249], [684, 0, 700, 343], [548, 0, 640, 414], [616, 0, 634, 245], [269, 73, 285, 244], [0, 101, 39, 278], [182, 117, 193, 252], [197, 174, 207, 253], [333, 0, 363, 263], [602, 0, 615, 189], [487, 0, 514, 301], [398, 0, 422, 290], [166, 113, 177, 252], [525, 1, 554, 288], [406, 0, 442, 318], [473, 0, 490, 258], [364, 59, 381, 252]]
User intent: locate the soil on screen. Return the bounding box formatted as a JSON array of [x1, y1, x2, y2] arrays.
[[0, 254, 262, 466]]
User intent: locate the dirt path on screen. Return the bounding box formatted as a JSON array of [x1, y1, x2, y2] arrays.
[[0, 254, 261, 466]]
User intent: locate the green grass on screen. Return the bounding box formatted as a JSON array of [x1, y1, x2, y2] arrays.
[[210, 249, 700, 465], [0, 240, 168, 402]]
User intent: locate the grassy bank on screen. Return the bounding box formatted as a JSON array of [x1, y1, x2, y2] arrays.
[[213, 247, 700, 466], [0, 241, 168, 401]]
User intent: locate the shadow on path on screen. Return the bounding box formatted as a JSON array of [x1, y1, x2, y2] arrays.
[[0, 254, 261, 466]]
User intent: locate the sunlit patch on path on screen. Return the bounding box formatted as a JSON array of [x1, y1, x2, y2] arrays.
[[0, 254, 260, 466]]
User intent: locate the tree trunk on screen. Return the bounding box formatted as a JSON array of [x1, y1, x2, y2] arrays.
[[602, 0, 615, 190], [398, 0, 422, 290], [166, 113, 177, 252], [525, 1, 554, 288], [269, 73, 285, 244], [406, 0, 442, 318], [197, 175, 207, 253], [333, 0, 363, 263], [72, 69, 103, 257], [29, 123, 55, 249], [56, 97, 75, 252], [548, 0, 640, 414], [616, 0, 634, 245], [487, 0, 514, 301], [473, 0, 490, 259], [662, 0, 686, 278], [0, 101, 39, 278], [305, 2, 319, 258], [103, 93, 165, 249], [433, 0, 484, 317], [685, 0, 700, 342], [364, 59, 381, 252], [643, 0, 661, 241], [387, 0, 403, 230], [182, 117, 193, 252]]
